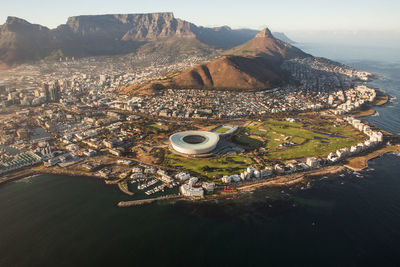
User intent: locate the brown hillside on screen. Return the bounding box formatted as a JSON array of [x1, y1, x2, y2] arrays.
[[158, 28, 307, 91], [226, 28, 308, 61], [123, 27, 310, 93], [164, 55, 285, 90]]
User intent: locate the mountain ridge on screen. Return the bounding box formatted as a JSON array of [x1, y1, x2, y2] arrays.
[[0, 13, 296, 66], [130, 28, 303, 94], [226, 27, 308, 61]]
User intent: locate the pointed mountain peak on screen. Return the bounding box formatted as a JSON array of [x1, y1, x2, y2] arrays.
[[255, 28, 274, 38], [226, 26, 308, 60]]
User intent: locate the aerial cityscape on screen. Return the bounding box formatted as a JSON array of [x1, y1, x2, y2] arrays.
[[1, 1, 400, 266]]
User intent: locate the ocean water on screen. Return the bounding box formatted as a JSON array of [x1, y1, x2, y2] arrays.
[[297, 42, 400, 135], [1, 45, 400, 266]]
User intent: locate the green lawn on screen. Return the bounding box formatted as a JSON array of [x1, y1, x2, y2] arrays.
[[164, 152, 255, 181], [213, 127, 230, 134], [291, 136, 307, 145], [163, 118, 365, 181], [243, 119, 365, 161], [233, 135, 263, 148], [147, 123, 169, 131]]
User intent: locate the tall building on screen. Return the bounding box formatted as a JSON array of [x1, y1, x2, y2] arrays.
[[328, 95, 335, 105], [42, 82, 60, 102], [48, 86, 58, 102], [42, 83, 49, 100]]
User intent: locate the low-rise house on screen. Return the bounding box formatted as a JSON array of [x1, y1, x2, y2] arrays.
[[117, 159, 133, 165], [83, 149, 97, 157], [328, 152, 339, 162], [44, 157, 60, 167], [364, 140, 377, 148], [103, 139, 118, 149], [274, 164, 285, 174], [175, 172, 191, 181], [66, 144, 80, 152], [297, 162, 310, 171], [350, 145, 361, 154], [157, 169, 167, 177], [285, 161, 298, 173], [357, 142, 366, 151], [108, 148, 122, 156], [221, 175, 232, 183], [253, 169, 261, 179], [82, 163, 96, 171], [180, 184, 204, 198], [188, 177, 198, 186], [371, 132, 383, 142], [306, 157, 319, 168], [202, 182, 215, 192], [336, 148, 350, 159], [160, 174, 174, 184], [230, 174, 241, 182], [260, 167, 273, 178]]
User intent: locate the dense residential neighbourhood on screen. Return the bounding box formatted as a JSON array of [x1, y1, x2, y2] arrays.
[[0, 50, 391, 199]]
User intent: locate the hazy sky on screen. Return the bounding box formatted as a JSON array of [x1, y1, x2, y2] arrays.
[[0, 0, 399, 31]]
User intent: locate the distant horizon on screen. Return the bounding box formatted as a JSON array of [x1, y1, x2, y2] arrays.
[[2, 11, 399, 47], [2, 12, 400, 33], [4, 13, 400, 33], [1, 0, 399, 32]]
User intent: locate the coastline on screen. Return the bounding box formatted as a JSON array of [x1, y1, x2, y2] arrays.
[[352, 108, 376, 117], [235, 165, 346, 193], [344, 145, 400, 171], [215, 90, 395, 195], [373, 92, 390, 107], [231, 144, 399, 193], [118, 181, 134, 196], [2, 144, 399, 201], [0, 168, 41, 186], [0, 166, 101, 186], [351, 93, 390, 118], [1, 90, 396, 201]]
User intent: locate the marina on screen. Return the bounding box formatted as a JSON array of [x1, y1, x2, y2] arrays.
[[137, 179, 158, 190], [145, 184, 167, 195]]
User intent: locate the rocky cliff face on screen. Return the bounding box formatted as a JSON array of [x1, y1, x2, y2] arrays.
[[0, 13, 296, 66], [64, 13, 196, 40], [0, 17, 53, 64], [0, 13, 202, 65]]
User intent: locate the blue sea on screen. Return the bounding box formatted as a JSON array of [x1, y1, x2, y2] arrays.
[[1, 44, 400, 266]]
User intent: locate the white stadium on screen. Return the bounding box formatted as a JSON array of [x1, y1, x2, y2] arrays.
[[169, 131, 220, 155]]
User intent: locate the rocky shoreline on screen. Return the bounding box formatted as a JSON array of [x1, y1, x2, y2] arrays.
[[2, 144, 399, 202], [345, 145, 400, 171], [232, 145, 399, 193], [234, 165, 346, 193]]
